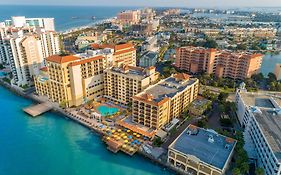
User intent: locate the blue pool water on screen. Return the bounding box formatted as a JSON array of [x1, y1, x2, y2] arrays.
[[97, 105, 119, 116]]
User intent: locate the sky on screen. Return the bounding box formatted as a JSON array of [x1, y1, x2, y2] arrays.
[[0, 0, 280, 7]]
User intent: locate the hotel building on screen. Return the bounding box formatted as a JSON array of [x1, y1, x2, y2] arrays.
[[168, 124, 236, 175], [132, 73, 199, 129], [35, 54, 106, 107], [236, 83, 281, 175], [35, 43, 137, 107], [175, 46, 262, 80], [0, 16, 60, 86], [91, 43, 136, 66], [104, 65, 159, 105], [117, 10, 141, 25]]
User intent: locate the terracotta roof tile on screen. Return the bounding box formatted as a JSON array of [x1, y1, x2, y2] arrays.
[[46, 55, 79, 64], [115, 43, 134, 51], [69, 55, 104, 66]]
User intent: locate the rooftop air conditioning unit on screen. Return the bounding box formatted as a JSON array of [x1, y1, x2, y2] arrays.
[[208, 135, 214, 143]]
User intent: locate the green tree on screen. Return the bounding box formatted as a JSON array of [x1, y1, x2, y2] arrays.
[[268, 72, 277, 82], [232, 168, 241, 175], [218, 92, 229, 102], [240, 162, 249, 174], [204, 39, 218, 48], [255, 167, 265, 175]]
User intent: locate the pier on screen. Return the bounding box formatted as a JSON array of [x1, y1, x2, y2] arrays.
[[23, 102, 53, 117]]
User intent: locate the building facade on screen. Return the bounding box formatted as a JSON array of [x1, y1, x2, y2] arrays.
[[104, 65, 159, 105], [168, 125, 236, 175], [0, 16, 60, 86], [236, 84, 281, 175], [139, 51, 158, 68], [274, 64, 281, 81], [35, 54, 106, 107], [117, 10, 140, 25], [175, 46, 262, 80], [132, 73, 199, 129]]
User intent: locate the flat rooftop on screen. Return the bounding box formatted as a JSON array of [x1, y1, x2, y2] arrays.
[[240, 92, 281, 108], [252, 108, 281, 160], [170, 125, 236, 170], [136, 74, 197, 103], [106, 66, 154, 80], [240, 91, 281, 161]]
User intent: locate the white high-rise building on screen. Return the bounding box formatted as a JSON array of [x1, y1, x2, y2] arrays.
[[236, 83, 281, 175], [0, 16, 60, 86], [3, 16, 55, 31]]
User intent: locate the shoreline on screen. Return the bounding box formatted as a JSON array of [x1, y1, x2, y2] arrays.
[[60, 16, 115, 34], [0, 80, 184, 175]]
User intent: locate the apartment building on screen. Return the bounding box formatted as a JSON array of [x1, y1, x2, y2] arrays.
[[2, 16, 55, 31], [35, 53, 106, 107], [274, 64, 281, 81], [175, 46, 262, 80], [132, 73, 199, 129], [104, 65, 159, 105], [117, 10, 140, 25], [168, 125, 236, 175], [0, 16, 60, 86], [236, 84, 281, 175], [91, 43, 136, 66]]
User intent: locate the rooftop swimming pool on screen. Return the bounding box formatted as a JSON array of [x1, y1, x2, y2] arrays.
[[97, 105, 119, 116]]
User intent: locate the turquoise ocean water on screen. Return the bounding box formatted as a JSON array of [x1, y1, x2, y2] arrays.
[[0, 6, 173, 175], [0, 86, 172, 175]]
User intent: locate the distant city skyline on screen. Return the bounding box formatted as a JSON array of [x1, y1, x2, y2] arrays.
[[0, 0, 281, 8]]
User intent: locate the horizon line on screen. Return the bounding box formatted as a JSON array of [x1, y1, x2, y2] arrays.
[[0, 4, 281, 9]]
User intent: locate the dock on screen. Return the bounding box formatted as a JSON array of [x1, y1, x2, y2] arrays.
[[23, 102, 53, 117]]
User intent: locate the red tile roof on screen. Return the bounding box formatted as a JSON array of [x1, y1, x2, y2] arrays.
[[114, 48, 136, 56], [46, 55, 79, 64], [69, 55, 104, 66], [115, 43, 134, 51], [174, 73, 190, 80], [40, 67, 48, 72]]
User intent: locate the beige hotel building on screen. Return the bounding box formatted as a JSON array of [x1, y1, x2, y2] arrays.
[[104, 65, 159, 105], [34, 43, 136, 107], [132, 73, 199, 129]]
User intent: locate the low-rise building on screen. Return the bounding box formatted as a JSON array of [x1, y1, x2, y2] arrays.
[[236, 83, 281, 175], [132, 73, 199, 129], [188, 98, 211, 116], [139, 51, 158, 68], [104, 65, 159, 105], [168, 125, 236, 175]]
